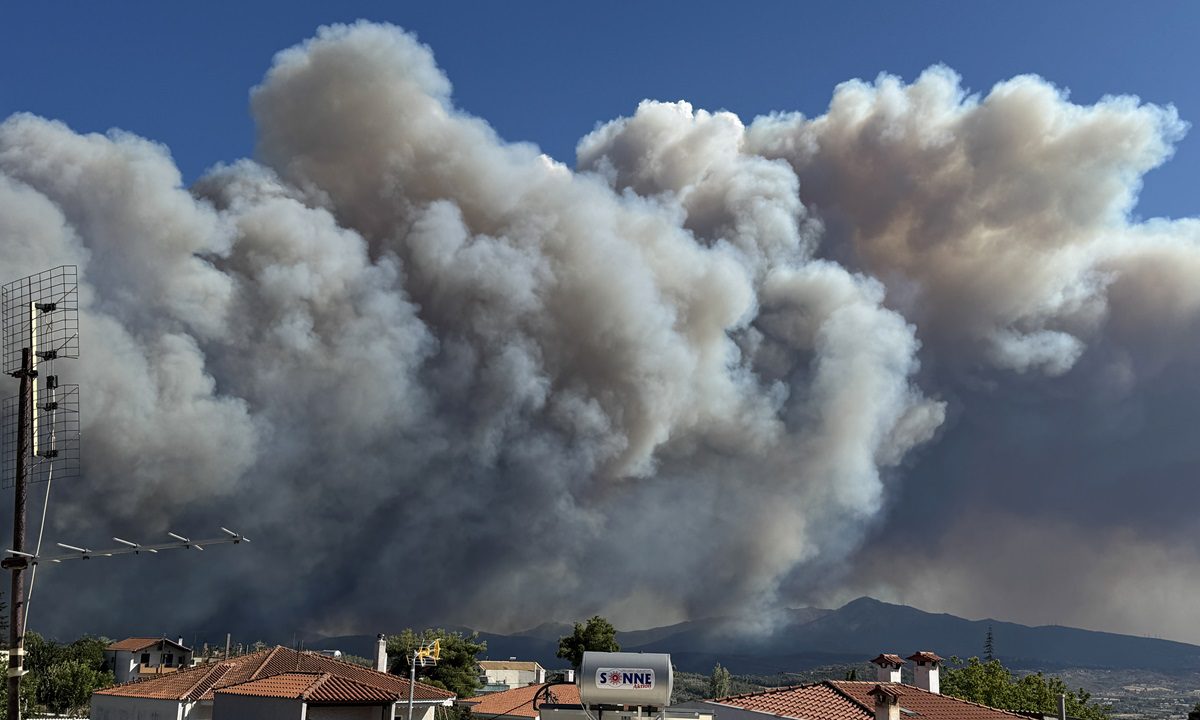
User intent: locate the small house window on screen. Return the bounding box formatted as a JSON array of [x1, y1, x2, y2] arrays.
[[140, 653, 150, 665], [163, 654, 174, 667]]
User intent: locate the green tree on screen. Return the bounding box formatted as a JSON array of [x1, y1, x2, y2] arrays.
[[40, 660, 111, 715], [386, 628, 487, 699], [942, 657, 1109, 720], [22, 632, 114, 714], [984, 625, 995, 662], [708, 663, 731, 698], [0, 668, 39, 720], [557, 616, 619, 669]]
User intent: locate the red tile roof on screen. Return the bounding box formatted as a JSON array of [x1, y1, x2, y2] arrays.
[[457, 682, 581, 719], [215, 672, 401, 704], [712, 681, 1032, 720], [834, 681, 1030, 720], [94, 647, 454, 703], [106, 637, 185, 653], [714, 683, 865, 720], [907, 651, 944, 664], [869, 654, 904, 668]]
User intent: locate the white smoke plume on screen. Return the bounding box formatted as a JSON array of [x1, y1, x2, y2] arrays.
[[0, 21, 1196, 640]]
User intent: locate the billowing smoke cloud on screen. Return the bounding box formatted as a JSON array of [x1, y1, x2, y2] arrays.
[[0, 21, 1196, 642]]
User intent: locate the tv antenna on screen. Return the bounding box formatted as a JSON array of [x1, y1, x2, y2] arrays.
[[0, 267, 248, 720], [407, 640, 440, 720]]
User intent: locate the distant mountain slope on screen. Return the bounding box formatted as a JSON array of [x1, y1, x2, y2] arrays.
[[310, 597, 1200, 674]]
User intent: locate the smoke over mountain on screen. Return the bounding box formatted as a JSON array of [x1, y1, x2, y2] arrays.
[[1, 22, 1197, 642]]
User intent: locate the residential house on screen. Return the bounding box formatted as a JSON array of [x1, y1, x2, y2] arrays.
[[91, 645, 455, 720], [478, 660, 547, 692], [213, 671, 400, 720], [104, 637, 194, 683], [677, 651, 1035, 720], [458, 682, 580, 720]]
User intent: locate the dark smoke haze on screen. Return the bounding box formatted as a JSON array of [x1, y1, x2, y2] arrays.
[[1, 23, 1198, 643]]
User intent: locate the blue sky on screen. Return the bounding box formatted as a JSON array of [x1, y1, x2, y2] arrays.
[[2, 2, 1197, 220]]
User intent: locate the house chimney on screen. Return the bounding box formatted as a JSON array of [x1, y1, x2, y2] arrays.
[[869, 654, 904, 683], [869, 684, 900, 720], [907, 652, 942, 694], [375, 634, 388, 672]]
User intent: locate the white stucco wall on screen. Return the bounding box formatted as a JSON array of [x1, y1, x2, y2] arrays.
[[391, 704, 437, 720], [481, 668, 540, 688], [106, 646, 193, 684], [91, 695, 184, 720]]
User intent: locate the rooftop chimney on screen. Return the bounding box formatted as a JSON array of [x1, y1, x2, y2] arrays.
[[375, 634, 388, 673], [907, 652, 942, 694], [869, 654, 904, 683], [869, 684, 901, 720]]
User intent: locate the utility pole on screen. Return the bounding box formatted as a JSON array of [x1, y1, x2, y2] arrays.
[[7, 347, 32, 720]]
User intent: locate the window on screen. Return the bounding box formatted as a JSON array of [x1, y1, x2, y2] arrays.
[[141, 653, 150, 665], [164, 653, 174, 667]]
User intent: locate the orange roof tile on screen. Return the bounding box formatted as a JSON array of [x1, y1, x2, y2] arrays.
[[215, 672, 401, 704], [869, 654, 904, 668], [457, 682, 580, 719], [833, 681, 1032, 720], [711, 681, 1034, 720], [105, 637, 173, 652], [906, 651, 944, 664], [94, 647, 454, 703], [714, 683, 865, 720], [868, 684, 900, 703]]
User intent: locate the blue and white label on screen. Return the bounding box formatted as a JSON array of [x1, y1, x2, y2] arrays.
[[596, 668, 655, 690]]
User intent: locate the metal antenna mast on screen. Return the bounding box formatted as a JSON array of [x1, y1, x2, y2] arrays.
[[0, 267, 248, 720], [1, 266, 79, 720]]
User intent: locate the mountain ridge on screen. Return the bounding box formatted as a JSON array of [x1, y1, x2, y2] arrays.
[[309, 596, 1200, 673]]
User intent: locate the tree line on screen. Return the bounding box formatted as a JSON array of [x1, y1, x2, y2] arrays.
[[0, 633, 113, 718]]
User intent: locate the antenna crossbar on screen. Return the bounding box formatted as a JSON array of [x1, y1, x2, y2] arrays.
[[4, 528, 250, 565]]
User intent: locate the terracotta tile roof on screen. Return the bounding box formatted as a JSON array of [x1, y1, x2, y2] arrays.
[[215, 672, 401, 704], [907, 651, 944, 664], [712, 681, 1033, 720], [868, 684, 900, 703], [93, 662, 231, 701], [833, 681, 1033, 720], [94, 647, 454, 703], [714, 683, 865, 720], [479, 661, 544, 672], [106, 637, 182, 653], [292, 650, 454, 701], [457, 682, 580, 719], [306, 674, 402, 704], [215, 671, 325, 699], [869, 654, 904, 668]]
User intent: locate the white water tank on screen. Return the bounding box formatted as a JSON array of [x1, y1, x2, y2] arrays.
[[578, 652, 673, 709]]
